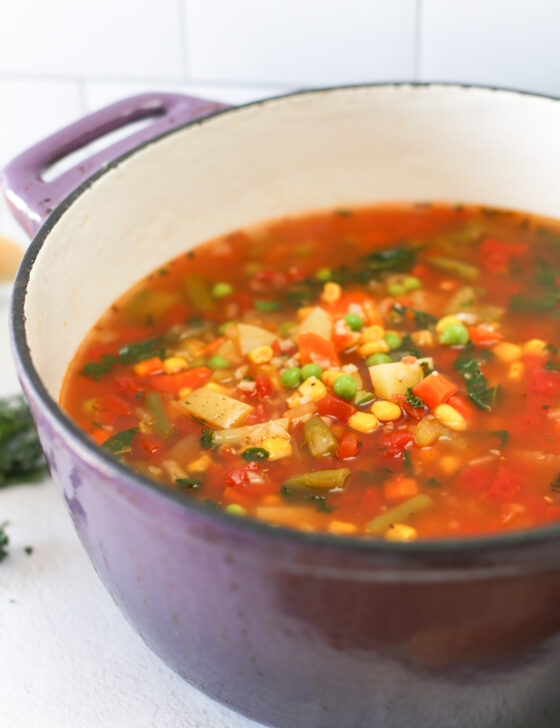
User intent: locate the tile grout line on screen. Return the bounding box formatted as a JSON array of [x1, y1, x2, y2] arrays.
[[414, 0, 424, 81]]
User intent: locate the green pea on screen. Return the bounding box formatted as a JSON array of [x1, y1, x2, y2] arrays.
[[218, 321, 235, 335], [403, 276, 421, 291], [212, 282, 233, 298], [333, 374, 357, 400], [387, 283, 405, 296], [301, 363, 322, 380], [281, 367, 302, 389], [316, 267, 332, 281], [366, 353, 391, 366], [208, 355, 229, 370], [255, 300, 282, 312], [439, 322, 469, 346], [225, 503, 247, 516], [384, 332, 402, 350], [344, 312, 364, 331]]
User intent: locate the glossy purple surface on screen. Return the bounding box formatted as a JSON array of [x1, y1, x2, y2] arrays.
[[7, 86, 560, 727], [0, 92, 229, 236]]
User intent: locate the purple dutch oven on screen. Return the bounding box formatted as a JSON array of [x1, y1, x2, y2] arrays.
[[3, 85, 560, 728]]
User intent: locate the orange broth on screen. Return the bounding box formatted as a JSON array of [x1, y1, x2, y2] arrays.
[[61, 203, 560, 539]]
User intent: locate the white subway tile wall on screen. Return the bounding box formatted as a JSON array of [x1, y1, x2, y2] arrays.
[[1, 0, 560, 239]]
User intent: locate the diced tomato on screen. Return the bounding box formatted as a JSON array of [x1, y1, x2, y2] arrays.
[[163, 303, 191, 327], [528, 369, 560, 396], [298, 332, 339, 367], [243, 402, 268, 425], [138, 435, 165, 457], [455, 464, 495, 493], [225, 462, 257, 488], [384, 475, 419, 502], [487, 465, 522, 502], [149, 366, 212, 393], [252, 268, 287, 289], [91, 429, 111, 445], [411, 263, 430, 279], [393, 394, 425, 419], [255, 374, 274, 398], [381, 430, 414, 459], [316, 394, 356, 423], [480, 237, 529, 273], [271, 339, 282, 356], [115, 376, 148, 395], [412, 372, 457, 410], [337, 431, 360, 460], [467, 326, 504, 347], [225, 461, 276, 495]]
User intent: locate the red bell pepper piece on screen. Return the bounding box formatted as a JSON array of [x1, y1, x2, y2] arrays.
[[316, 394, 356, 423]]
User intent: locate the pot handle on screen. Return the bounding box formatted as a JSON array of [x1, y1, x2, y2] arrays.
[[0, 92, 230, 237]]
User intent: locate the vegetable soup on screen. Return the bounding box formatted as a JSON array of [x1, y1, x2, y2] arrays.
[[61, 203, 560, 540]]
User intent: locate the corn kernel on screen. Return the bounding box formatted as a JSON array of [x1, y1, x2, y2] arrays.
[[321, 281, 342, 303], [493, 342, 522, 363], [523, 338, 547, 356], [411, 329, 435, 347], [508, 361, 525, 380], [204, 381, 229, 393], [371, 400, 402, 422], [434, 404, 466, 431], [328, 520, 358, 535], [435, 315, 461, 334], [348, 412, 379, 433], [384, 523, 417, 542], [261, 437, 292, 460], [178, 386, 193, 399], [359, 340, 390, 357], [298, 375, 328, 401], [321, 369, 341, 387], [163, 356, 188, 374], [248, 345, 274, 364], [360, 324, 385, 342], [188, 454, 212, 473]]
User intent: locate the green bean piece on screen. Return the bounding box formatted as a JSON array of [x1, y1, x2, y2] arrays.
[[426, 256, 479, 281], [144, 391, 173, 437], [283, 468, 351, 492], [185, 274, 214, 312], [302, 416, 338, 457], [366, 494, 433, 535]]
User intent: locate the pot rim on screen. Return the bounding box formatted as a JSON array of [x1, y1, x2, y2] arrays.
[[12, 80, 560, 557]]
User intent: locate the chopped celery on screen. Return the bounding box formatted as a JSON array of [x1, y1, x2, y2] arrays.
[[366, 494, 433, 535], [145, 391, 173, 437], [283, 468, 351, 492], [303, 417, 338, 457]]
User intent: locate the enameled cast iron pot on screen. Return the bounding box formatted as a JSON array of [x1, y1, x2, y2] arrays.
[[4, 85, 560, 728]]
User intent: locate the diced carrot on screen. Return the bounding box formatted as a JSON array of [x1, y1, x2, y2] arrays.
[[202, 337, 225, 356], [133, 357, 164, 377], [384, 476, 419, 502], [467, 326, 503, 347], [337, 431, 361, 460], [91, 429, 111, 445], [412, 372, 457, 410], [149, 366, 212, 393], [298, 332, 339, 366]]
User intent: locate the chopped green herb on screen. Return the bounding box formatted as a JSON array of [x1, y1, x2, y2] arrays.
[[453, 345, 498, 411], [102, 427, 138, 456], [241, 447, 270, 462], [335, 209, 352, 217], [306, 494, 335, 513], [364, 246, 415, 273], [24, 546, 33, 556], [0, 396, 48, 487], [81, 337, 165, 380], [403, 449, 413, 473], [176, 477, 202, 490], [203, 499, 221, 510], [200, 430, 216, 450], [551, 473, 560, 492], [405, 387, 425, 409], [546, 343, 559, 357], [392, 303, 437, 329], [545, 360, 560, 371], [426, 476, 442, 489], [490, 430, 509, 448], [135, 389, 147, 399]]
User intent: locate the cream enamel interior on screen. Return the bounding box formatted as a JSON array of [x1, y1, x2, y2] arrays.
[[24, 84, 560, 399]]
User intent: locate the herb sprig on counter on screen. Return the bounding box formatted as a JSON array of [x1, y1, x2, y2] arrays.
[[0, 396, 48, 486]]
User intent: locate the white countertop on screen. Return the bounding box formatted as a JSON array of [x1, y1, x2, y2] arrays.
[[0, 278, 260, 727]]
